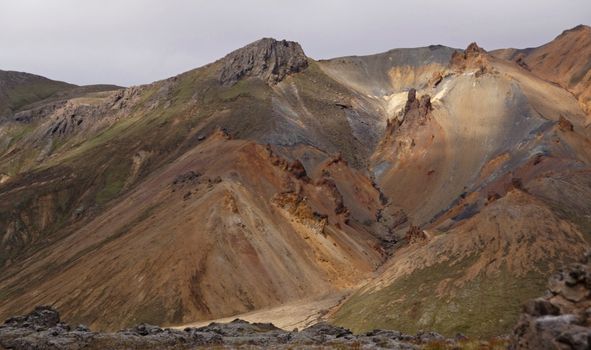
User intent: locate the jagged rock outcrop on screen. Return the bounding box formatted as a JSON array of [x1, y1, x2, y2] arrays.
[[384, 88, 432, 134], [287, 159, 309, 182], [272, 191, 327, 234], [0, 306, 461, 349], [218, 38, 309, 86], [511, 253, 591, 349], [558, 115, 574, 132], [464, 42, 487, 57], [3, 306, 61, 330], [450, 42, 491, 75], [400, 88, 432, 125], [316, 173, 348, 216], [404, 225, 429, 245]]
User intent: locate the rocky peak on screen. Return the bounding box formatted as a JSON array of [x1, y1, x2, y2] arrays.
[[465, 42, 486, 56], [558, 24, 591, 38], [450, 43, 483, 63], [218, 38, 309, 86], [450, 42, 490, 74]]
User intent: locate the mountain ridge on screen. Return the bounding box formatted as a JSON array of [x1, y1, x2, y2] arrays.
[[0, 24, 590, 338]]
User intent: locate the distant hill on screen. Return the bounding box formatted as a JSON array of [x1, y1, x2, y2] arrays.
[[0, 69, 122, 117]]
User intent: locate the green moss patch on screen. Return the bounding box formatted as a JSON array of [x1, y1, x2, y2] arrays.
[[332, 255, 547, 337]]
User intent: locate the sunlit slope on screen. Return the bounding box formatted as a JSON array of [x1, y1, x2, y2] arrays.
[[0, 39, 397, 330], [493, 24, 591, 117], [332, 43, 591, 337]]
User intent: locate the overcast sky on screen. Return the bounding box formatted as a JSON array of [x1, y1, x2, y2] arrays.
[[0, 0, 589, 86]]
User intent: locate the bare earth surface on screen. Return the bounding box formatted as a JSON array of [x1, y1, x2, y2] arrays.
[[174, 292, 348, 331]]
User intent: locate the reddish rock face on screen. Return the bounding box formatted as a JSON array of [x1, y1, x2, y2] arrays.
[[450, 42, 491, 75], [404, 225, 429, 245], [558, 116, 574, 132], [287, 159, 309, 181]]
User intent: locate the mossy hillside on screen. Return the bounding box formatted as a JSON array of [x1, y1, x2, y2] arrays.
[[2, 123, 35, 149], [423, 338, 509, 350], [0, 59, 372, 306], [0, 65, 271, 270], [0, 145, 40, 176], [331, 255, 548, 338], [0, 168, 81, 268], [0, 198, 161, 308], [94, 158, 132, 206], [0, 150, 135, 272], [1, 77, 74, 114]]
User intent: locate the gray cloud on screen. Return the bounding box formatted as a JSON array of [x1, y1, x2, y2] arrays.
[[0, 0, 589, 86]]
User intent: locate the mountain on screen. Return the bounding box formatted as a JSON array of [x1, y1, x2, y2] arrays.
[[330, 40, 591, 337], [492, 24, 591, 115], [0, 39, 396, 330], [0, 26, 590, 338]]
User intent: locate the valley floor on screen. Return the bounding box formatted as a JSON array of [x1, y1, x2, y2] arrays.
[[173, 292, 348, 331]]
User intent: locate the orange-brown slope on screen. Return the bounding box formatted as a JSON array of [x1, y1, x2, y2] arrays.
[[332, 43, 591, 337], [332, 189, 589, 337], [0, 131, 388, 330], [372, 43, 589, 226], [493, 24, 591, 117], [0, 38, 388, 276]]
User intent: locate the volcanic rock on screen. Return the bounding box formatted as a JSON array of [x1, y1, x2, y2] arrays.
[[558, 116, 574, 132], [398, 89, 432, 126], [465, 42, 486, 57], [3, 306, 60, 330], [316, 172, 348, 216], [0, 306, 457, 349], [450, 42, 490, 75], [172, 170, 201, 186], [405, 225, 429, 245], [511, 253, 591, 349], [218, 38, 309, 86], [287, 159, 309, 181]]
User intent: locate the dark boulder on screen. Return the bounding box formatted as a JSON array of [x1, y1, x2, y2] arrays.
[[3, 306, 60, 330], [511, 253, 591, 349]]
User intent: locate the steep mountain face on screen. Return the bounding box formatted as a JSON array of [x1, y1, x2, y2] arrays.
[[492, 24, 591, 116], [1, 26, 590, 337], [332, 40, 591, 336], [0, 38, 400, 330], [0, 133, 388, 329]]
